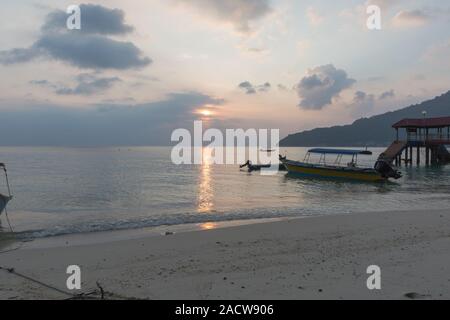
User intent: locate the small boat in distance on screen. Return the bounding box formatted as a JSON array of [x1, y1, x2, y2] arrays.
[[240, 156, 287, 172], [240, 160, 272, 172], [281, 148, 401, 182]]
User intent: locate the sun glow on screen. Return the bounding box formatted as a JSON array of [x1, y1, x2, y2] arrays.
[[198, 109, 213, 117]]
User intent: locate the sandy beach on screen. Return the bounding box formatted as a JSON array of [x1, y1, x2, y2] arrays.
[[1, 209, 450, 300]]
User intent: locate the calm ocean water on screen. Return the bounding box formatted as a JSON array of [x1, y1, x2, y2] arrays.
[[0, 146, 449, 239]]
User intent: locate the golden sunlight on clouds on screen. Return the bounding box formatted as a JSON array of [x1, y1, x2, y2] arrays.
[[391, 10, 430, 28]]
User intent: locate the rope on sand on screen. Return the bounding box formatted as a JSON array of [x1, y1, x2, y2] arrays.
[[0, 266, 136, 300], [0, 266, 74, 298], [0, 242, 23, 254]]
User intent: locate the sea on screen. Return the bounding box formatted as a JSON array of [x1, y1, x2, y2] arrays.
[[0, 146, 449, 239]]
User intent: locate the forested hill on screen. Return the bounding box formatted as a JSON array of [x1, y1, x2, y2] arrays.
[[280, 91, 450, 147]]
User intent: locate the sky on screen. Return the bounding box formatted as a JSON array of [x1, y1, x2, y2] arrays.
[[0, 0, 449, 145]]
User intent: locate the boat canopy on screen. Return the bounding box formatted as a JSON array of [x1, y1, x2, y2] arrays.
[[307, 148, 372, 155]]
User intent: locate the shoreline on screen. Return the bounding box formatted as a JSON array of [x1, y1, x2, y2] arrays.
[[11, 216, 291, 250], [1, 208, 450, 299]]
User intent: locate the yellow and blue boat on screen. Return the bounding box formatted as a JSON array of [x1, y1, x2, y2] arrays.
[[281, 148, 401, 182]]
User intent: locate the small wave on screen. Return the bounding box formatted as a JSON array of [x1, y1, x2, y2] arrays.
[[16, 207, 321, 240]]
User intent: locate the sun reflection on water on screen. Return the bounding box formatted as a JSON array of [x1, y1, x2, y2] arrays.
[[197, 147, 214, 213]]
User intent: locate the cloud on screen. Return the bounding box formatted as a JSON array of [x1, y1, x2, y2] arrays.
[[0, 4, 151, 70], [258, 82, 271, 92], [30, 80, 52, 86], [0, 92, 224, 146], [35, 33, 151, 69], [238, 81, 256, 94], [42, 4, 134, 35], [57, 73, 121, 95], [423, 39, 450, 66], [295, 64, 356, 110], [349, 91, 376, 116], [0, 47, 42, 65], [392, 10, 430, 28], [366, 0, 402, 10], [349, 89, 396, 116], [174, 0, 272, 33], [246, 47, 267, 54], [242, 47, 270, 56], [379, 89, 395, 100], [354, 90, 375, 105], [30, 79, 60, 92], [238, 81, 271, 94], [306, 7, 324, 27]]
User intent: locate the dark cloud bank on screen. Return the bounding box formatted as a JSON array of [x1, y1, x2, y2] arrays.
[[0, 92, 224, 146]]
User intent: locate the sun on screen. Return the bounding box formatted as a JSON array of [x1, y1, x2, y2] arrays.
[[201, 110, 212, 117], [198, 109, 213, 117]]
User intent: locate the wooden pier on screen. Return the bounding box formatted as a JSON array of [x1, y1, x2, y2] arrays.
[[379, 116, 450, 166]]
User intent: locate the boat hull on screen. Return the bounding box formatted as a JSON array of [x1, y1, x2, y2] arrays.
[[283, 161, 386, 182], [0, 194, 11, 215]]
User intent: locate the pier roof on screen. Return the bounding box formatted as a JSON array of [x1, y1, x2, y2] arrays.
[[393, 116, 450, 129]]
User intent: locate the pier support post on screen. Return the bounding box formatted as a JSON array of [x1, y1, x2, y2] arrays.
[[410, 146, 413, 164], [431, 147, 437, 165], [405, 148, 409, 166], [416, 146, 420, 165], [425, 147, 430, 165]]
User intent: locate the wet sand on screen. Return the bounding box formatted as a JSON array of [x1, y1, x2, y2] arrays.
[[1, 209, 450, 300]]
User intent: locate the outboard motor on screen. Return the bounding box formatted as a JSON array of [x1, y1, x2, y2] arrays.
[[374, 160, 402, 180], [239, 160, 251, 169]]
